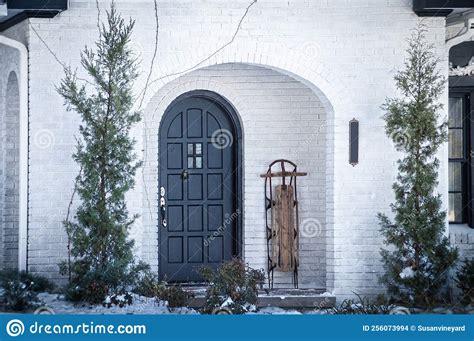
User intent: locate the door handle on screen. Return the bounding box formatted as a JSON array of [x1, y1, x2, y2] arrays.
[[160, 187, 167, 228]]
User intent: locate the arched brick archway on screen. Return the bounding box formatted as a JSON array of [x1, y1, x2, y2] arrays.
[[141, 62, 336, 289], [139, 42, 346, 115]]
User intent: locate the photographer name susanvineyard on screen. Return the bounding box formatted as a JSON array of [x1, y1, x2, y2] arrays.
[[416, 325, 466, 333]]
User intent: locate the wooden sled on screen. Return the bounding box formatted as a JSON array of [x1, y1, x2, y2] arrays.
[[260, 160, 307, 289]]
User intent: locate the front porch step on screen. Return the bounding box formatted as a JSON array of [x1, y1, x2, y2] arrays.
[[186, 288, 335, 309]]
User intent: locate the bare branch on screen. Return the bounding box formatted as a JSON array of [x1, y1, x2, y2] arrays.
[[136, 0, 258, 105], [137, 0, 159, 109]]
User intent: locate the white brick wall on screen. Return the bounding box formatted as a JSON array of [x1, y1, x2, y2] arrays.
[[449, 225, 474, 300], [1, 0, 456, 298], [0, 40, 22, 270]]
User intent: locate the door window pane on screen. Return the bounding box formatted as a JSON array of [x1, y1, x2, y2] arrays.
[[187, 157, 194, 169], [195, 156, 202, 169], [187, 143, 194, 155], [449, 193, 463, 222], [449, 97, 463, 128], [449, 129, 463, 158], [195, 143, 202, 155], [449, 163, 462, 192]]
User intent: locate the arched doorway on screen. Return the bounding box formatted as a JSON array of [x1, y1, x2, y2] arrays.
[[158, 90, 242, 281], [142, 62, 331, 289]]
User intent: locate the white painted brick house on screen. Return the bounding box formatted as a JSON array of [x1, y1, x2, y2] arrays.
[[0, 0, 473, 300]]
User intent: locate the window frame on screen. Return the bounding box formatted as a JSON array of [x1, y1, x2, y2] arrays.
[[448, 88, 472, 226]]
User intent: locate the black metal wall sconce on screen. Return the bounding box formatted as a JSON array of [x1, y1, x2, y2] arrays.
[[349, 118, 359, 167]]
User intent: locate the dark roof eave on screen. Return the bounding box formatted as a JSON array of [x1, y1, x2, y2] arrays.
[[413, 0, 473, 17], [414, 9, 454, 16], [0, 9, 61, 32], [6, 0, 67, 11]]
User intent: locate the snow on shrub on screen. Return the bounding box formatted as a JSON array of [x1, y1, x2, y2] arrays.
[[200, 258, 265, 314]]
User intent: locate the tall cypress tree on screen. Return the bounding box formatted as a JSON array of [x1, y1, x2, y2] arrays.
[[378, 25, 458, 306], [58, 5, 146, 303]]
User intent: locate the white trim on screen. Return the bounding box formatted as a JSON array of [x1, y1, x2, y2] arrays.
[[0, 36, 28, 271], [449, 57, 474, 76]]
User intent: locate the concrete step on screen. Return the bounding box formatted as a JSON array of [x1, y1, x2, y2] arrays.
[[186, 288, 335, 309]]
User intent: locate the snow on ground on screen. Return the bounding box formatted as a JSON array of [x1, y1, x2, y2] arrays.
[[35, 293, 314, 315], [36, 293, 198, 315], [250, 307, 303, 315]]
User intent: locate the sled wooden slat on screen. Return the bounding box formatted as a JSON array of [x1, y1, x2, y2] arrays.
[[273, 185, 296, 272]]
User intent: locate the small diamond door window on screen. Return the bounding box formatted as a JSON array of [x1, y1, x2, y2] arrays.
[[187, 143, 203, 169]]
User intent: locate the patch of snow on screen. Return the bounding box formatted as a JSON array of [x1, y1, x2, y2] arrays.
[[252, 307, 302, 315], [305, 309, 329, 315], [220, 297, 234, 307], [399, 267, 415, 279], [35, 293, 322, 315], [317, 292, 334, 297], [36, 293, 198, 315], [245, 304, 257, 312]]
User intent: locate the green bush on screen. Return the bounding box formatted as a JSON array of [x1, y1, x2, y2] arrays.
[[329, 294, 391, 314], [133, 271, 193, 308], [455, 258, 474, 305], [0, 270, 55, 293], [156, 285, 194, 308], [63, 275, 108, 305], [62, 261, 148, 304], [0, 270, 55, 311], [378, 25, 458, 306], [200, 258, 265, 314], [57, 4, 149, 305], [133, 271, 160, 298]]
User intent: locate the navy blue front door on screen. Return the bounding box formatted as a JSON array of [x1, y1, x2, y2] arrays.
[[159, 94, 239, 281]]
